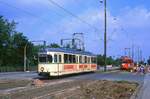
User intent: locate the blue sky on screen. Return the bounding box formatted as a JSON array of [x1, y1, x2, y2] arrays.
[[0, 0, 150, 61]]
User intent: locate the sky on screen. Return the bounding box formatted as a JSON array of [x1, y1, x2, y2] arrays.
[[0, 0, 150, 61]]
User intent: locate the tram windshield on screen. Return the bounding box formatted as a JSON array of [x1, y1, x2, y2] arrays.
[[39, 56, 47, 63], [39, 54, 53, 63]]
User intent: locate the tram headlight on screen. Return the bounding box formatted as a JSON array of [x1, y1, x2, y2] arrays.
[[40, 67, 44, 72]]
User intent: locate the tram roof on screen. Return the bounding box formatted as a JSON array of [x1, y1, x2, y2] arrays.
[[39, 48, 96, 56]]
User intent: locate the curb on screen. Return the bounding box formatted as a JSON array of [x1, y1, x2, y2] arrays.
[[130, 84, 142, 99]]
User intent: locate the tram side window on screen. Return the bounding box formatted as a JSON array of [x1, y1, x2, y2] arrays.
[[92, 57, 97, 63], [91, 57, 94, 63], [59, 55, 62, 63], [94, 57, 97, 63], [64, 54, 77, 63], [73, 55, 76, 63], [54, 54, 58, 63], [79, 56, 82, 63], [88, 57, 90, 63], [47, 55, 52, 63], [85, 56, 87, 63], [64, 54, 68, 63], [76, 56, 78, 63], [69, 55, 72, 63]]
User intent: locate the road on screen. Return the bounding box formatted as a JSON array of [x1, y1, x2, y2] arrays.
[[0, 71, 144, 84], [70, 71, 144, 83], [137, 73, 150, 99], [0, 71, 37, 80], [0, 66, 120, 80]]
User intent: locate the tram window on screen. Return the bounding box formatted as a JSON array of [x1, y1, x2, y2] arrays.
[[79, 56, 82, 63], [54, 54, 57, 63], [73, 55, 76, 63], [85, 56, 87, 63], [88, 57, 90, 63], [68, 55, 72, 63], [94, 57, 97, 63], [47, 55, 52, 63], [59, 55, 62, 63], [92, 57, 96, 63], [64, 54, 68, 63], [68, 55, 71, 63], [91, 57, 94, 63], [76, 56, 78, 63], [39, 54, 47, 63], [39, 56, 47, 63]]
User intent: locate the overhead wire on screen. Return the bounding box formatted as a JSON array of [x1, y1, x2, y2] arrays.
[[47, 0, 101, 32], [0, 0, 104, 43]]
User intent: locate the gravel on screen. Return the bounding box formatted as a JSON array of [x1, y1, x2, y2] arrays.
[[0, 79, 138, 99]]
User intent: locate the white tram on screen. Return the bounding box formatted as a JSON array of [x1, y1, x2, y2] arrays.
[[38, 48, 97, 76]]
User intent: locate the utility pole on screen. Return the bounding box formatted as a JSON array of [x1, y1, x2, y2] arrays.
[[24, 40, 46, 72], [129, 48, 131, 58], [104, 0, 107, 71], [124, 48, 131, 58], [24, 44, 27, 72], [139, 49, 142, 63], [124, 48, 127, 56], [131, 44, 134, 60], [137, 46, 140, 65], [100, 0, 107, 71]]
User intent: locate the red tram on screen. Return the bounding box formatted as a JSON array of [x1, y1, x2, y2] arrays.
[[121, 56, 134, 71]]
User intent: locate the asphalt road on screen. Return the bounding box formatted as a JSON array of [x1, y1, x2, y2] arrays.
[[0, 71, 144, 84], [0, 71, 38, 80], [69, 71, 144, 84]]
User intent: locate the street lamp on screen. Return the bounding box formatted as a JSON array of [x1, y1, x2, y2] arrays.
[[100, 0, 107, 71], [104, 0, 107, 72], [24, 44, 27, 72], [24, 40, 46, 72]]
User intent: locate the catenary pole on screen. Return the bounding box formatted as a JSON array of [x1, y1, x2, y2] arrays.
[[104, 0, 107, 71]]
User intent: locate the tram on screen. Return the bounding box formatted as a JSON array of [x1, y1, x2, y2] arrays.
[[38, 48, 97, 76], [121, 56, 134, 71]]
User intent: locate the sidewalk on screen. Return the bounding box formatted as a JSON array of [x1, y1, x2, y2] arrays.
[[137, 73, 150, 99]]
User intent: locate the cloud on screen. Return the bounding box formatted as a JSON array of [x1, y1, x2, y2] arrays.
[[112, 7, 150, 59], [42, 8, 117, 54], [43, 6, 150, 59], [119, 7, 150, 29]]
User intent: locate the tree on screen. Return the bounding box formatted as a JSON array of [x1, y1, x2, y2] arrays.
[[107, 56, 114, 65], [97, 55, 121, 66], [0, 16, 16, 66], [49, 43, 60, 48], [12, 33, 31, 66], [113, 58, 122, 66], [0, 16, 34, 67], [97, 55, 105, 66]]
